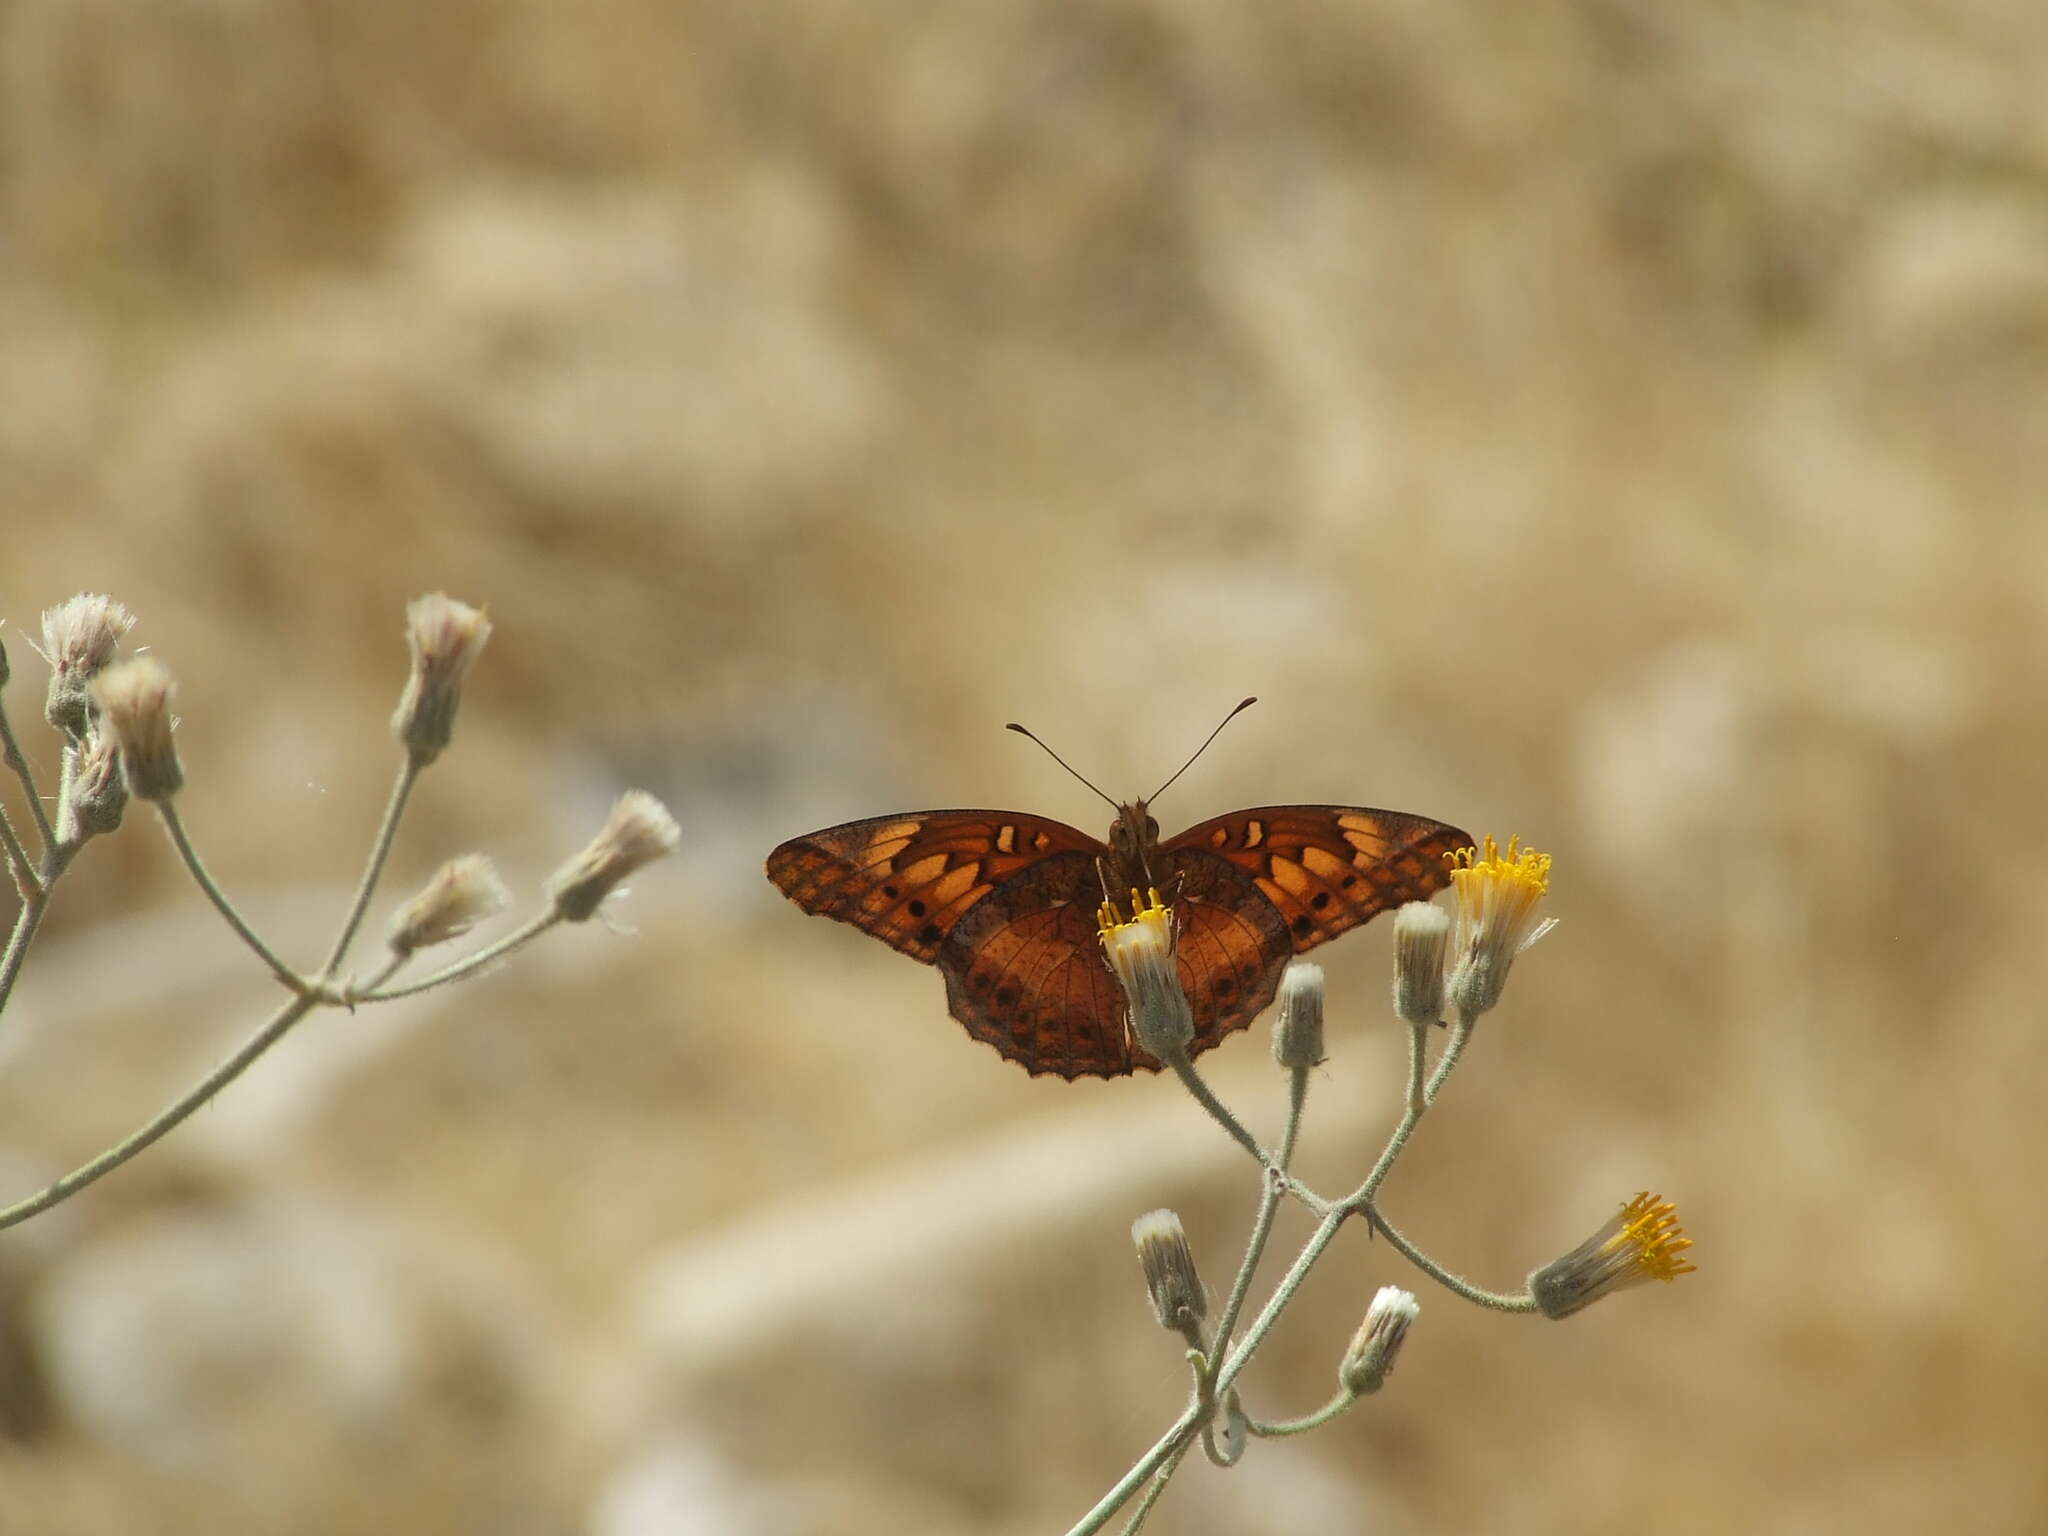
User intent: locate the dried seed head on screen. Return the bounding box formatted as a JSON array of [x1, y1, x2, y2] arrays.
[[1338, 1286, 1420, 1395], [1391, 900, 1451, 1028], [57, 727, 128, 842], [1272, 960, 1325, 1070], [42, 593, 136, 736], [1098, 889, 1194, 1062], [1131, 1208, 1207, 1332], [93, 656, 183, 802], [388, 854, 511, 955], [1528, 1192, 1697, 1320], [547, 790, 681, 921], [390, 593, 492, 765]]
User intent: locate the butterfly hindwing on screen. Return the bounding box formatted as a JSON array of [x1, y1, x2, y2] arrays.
[[938, 852, 1133, 1079], [1160, 806, 1472, 954], [766, 811, 1103, 962]]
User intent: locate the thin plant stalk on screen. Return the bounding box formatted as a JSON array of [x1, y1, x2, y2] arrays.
[[1424, 1012, 1474, 1104], [0, 698, 55, 853], [157, 802, 310, 996], [1164, 1051, 1267, 1166], [1366, 1209, 1537, 1313], [0, 994, 316, 1231], [1118, 1435, 1196, 1535], [1064, 1401, 1207, 1536], [1246, 1387, 1358, 1438], [0, 843, 79, 1018], [318, 758, 421, 977], [350, 911, 560, 1003]]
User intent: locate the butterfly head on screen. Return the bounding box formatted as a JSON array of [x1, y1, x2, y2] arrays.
[[1105, 800, 1162, 890]]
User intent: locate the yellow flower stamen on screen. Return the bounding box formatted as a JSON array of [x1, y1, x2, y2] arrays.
[[1446, 833, 1552, 898], [1442, 834, 1556, 1018], [1097, 885, 1169, 938], [1611, 1192, 1697, 1282]]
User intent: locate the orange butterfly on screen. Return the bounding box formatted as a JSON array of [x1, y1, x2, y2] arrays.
[[766, 706, 1469, 1079]]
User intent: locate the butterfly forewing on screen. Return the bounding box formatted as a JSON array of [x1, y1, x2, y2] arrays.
[[766, 810, 1102, 962], [1160, 806, 1473, 953]]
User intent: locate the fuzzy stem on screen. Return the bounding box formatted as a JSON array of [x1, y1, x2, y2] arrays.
[[0, 698, 55, 854], [319, 758, 421, 977], [1116, 1433, 1196, 1534], [1165, 1050, 1267, 1166], [1246, 1387, 1359, 1438], [1214, 1207, 1349, 1396], [0, 993, 318, 1230], [157, 802, 311, 996], [1064, 1401, 1207, 1536], [1209, 1164, 1288, 1380], [1424, 1011, 1474, 1105], [1366, 1205, 1538, 1312]]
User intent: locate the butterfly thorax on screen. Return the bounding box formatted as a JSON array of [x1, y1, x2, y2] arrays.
[[1101, 801, 1164, 902]]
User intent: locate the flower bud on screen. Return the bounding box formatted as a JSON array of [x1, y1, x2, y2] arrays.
[[1097, 889, 1193, 1061], [93, 656, 183, 802], [1338, 1286, 1419, 1395], [1131, 1208, 1207, 1332], [1272, 960, 1325, 1069], [388, 854, 511, 955], [390, 593, 492, 765], [547, 790, 681, 921], [41, 593, 135, 737], [1528, 1192, 1696, 1320], [56, 728, 127, 842], [1391, 901, 1450, 1028]]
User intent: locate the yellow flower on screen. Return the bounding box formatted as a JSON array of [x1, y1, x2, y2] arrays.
[[1528, 1192, 1697, 1319], [1098, 887, 1194, 1059], [1444, 834, 1556, 1018]]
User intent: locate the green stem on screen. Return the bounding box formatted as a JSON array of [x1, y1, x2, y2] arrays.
[[1116, 1434, 1196, 1534], [1246, 1387, 1358, 1438], [0, 798, 34, 899], [1424, 1011, 1474, 1105], [158, 802, 311, 996], [0, 993, 318, 1230], [0, 698, 55, 854], [1214, 1207, 1349, 1396], [1277, 1062, 1309, 1170], [319, 758, 421, 977], [0, 842, 80, 1020], [1165, 1050, 1267, 1166], [1366, 1205, 1537, 1313], [1064, 1402, 1206, 1536], [1209, 1165, 1287, 1379], [349, 911, 560, 1003]]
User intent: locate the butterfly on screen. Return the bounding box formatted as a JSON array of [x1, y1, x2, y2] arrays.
[[767, 708, 1469, 1079]]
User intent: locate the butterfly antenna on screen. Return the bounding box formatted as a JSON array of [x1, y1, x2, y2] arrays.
[[1005, 722, 1120, 811], [1148, 696, 1258, 804]]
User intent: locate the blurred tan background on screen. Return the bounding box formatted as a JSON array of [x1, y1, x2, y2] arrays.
[[1, 0, 2043, 1531]]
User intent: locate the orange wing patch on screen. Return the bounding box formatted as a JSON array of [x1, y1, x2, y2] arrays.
[[1162, 806, 1472, 954], [766, 811, 1100, 962]]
